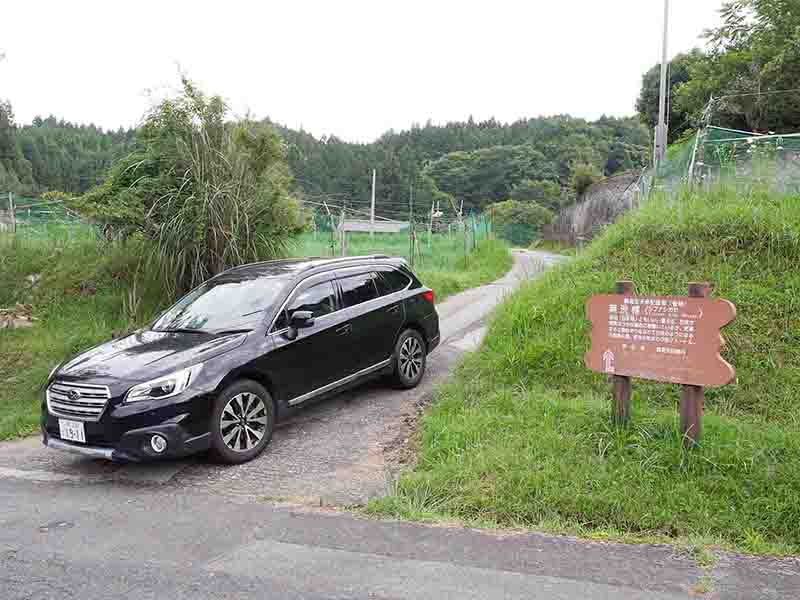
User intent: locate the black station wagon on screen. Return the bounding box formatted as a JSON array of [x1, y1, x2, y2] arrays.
[[42, 256, 440, 464]]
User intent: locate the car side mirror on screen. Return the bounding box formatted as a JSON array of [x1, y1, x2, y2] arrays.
[[285, 311, 315, 340]]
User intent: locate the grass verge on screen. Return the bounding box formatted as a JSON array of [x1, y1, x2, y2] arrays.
[[367, 185, 800, 556]]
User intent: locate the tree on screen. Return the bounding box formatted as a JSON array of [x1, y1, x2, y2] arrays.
[[488, 199, 554, 246], [74, 78, 307, 294], [570, 163, 603, 197], [0, 100, 34, 193], [510, 179, 563, 212], [636, 50, 703, 143], [674, 0, 800, 132]]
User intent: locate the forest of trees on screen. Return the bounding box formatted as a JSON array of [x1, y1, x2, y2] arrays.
[[638, 0, 800, 139], [277, 115, 649, 218], [0, 105, 135, 196]]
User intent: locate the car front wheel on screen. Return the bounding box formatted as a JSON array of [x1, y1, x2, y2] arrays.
[[391, 329, 427, 389], [209, 380, 275, 464]]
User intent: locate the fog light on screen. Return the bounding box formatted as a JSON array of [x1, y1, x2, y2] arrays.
[[150, 435, 167, 453]]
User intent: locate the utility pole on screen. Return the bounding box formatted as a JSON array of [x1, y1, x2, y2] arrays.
[[370, 169, 376, 239], [654, 0, 670, 169]]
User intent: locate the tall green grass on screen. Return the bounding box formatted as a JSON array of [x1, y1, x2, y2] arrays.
[[369, 185, 800, 555]]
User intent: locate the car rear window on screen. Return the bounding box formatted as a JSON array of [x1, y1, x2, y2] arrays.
[[376, 269, 411, 295], [339, 273, 379, 307]]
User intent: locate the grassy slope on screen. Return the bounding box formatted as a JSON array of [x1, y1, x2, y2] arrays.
[[0, 236, 165, 440], [368, 186, 800, 555], [0, 234, 510, 440]]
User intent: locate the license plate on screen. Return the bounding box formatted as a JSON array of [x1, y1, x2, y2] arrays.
[[59, 419, 86, 444]]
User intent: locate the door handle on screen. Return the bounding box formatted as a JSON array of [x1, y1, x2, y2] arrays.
[[335, 324, 352, 336], [386, 305, 400, 314]]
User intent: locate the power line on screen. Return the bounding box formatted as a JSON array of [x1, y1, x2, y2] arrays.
[[715, 88, 800, 101]]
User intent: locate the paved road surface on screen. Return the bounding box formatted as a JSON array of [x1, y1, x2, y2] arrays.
[[1, 250, 796, 599]]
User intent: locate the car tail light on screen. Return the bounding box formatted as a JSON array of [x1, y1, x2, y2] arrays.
[[422, 290, 435, 304]]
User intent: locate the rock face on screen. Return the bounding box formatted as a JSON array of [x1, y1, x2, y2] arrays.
[[543, 171, 642, 245]]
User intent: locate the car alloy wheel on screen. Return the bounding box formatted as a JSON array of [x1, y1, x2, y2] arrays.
[[399, 336, 424, 382], [219, 392, 269, 452]]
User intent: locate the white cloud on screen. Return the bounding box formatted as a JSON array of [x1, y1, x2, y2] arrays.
[[1, 0, 724, 141]]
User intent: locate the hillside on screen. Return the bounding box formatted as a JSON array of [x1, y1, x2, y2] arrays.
[[0, 111, 136, 195], [370, 185, 800, 555]]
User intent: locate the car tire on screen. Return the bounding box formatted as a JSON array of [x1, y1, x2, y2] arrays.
[[391, 329, 427, 389], [209, 380, 275, 464]]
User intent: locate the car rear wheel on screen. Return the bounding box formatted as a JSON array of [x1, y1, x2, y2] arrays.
[[391, 329, 426, 389], [209, 380, 275, 464]]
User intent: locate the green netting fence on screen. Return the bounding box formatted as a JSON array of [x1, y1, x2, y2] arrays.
[[293, 213, 495, 270]]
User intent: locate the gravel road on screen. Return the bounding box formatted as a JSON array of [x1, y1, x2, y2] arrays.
[[0, 250, 565, 504]]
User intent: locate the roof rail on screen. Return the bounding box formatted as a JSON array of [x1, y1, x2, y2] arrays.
[[319, 254, 392, 262]]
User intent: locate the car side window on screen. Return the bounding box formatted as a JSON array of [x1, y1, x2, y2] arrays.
[[339, 273, 379, 308], [376, 269, 411, 296], [273, 281, 336, 331]]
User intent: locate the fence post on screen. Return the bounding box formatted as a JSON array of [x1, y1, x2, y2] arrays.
[[612, 280, 635, 426], [339, 210, 347, 257], [680, 282, 710, 447], [8, 192, 16, 234]]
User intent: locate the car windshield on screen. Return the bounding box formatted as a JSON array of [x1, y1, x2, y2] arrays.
[[153, 275, 289, 334]]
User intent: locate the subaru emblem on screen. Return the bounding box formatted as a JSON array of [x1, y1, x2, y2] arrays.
[[67, 389, 82, 401]]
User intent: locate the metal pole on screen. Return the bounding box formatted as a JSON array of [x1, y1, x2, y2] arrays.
[[370, 169, 376, 239], [655, 0, 670, 168], [9, 192, 16, 234], [408, 182, 414, 267], [428, 201, 434, 249]]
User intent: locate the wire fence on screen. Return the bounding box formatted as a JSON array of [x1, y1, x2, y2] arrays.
[[295, 209, 495, 270], [2, 191, 501, 270], [0, 193, 97, 241]]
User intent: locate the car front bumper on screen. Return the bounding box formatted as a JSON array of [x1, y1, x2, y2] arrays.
[[41, 391, 214, 462], [42, 419, 212, 463]]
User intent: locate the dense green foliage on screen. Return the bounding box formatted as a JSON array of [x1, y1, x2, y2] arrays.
[[370, 186, 800, 555], [638, 0, 800, 136], [279, 116, 649, 216], [509, 179, 564, 212], [72, 79, 306, 294], [0, 105, 135, 195], [486, 200, 553, 246], [635, 51, 703, 143], [0, 233, 509, 441]]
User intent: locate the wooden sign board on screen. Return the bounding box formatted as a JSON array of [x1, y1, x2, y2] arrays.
[[585, 293, 736, 387]]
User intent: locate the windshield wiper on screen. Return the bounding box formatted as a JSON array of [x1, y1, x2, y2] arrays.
[[153, 328, 210, 334], [212, 328, 253, 335]]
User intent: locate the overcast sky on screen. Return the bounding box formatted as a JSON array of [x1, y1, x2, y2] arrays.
[[2, 1, 724, 142]]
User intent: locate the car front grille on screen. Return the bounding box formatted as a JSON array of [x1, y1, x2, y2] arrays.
[[47, 381, 111, 422]]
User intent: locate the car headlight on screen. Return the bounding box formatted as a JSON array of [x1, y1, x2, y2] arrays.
[[48, 363, 62, 381], [125, 364, 204, 403]]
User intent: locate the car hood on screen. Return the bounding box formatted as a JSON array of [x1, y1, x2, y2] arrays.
[[58, 329, 249, 383]]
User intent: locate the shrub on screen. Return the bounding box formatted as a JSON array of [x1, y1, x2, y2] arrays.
[[72, 78, 307, 295]]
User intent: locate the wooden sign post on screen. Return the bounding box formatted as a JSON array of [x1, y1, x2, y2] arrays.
[[585, 281, 736, 447]]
